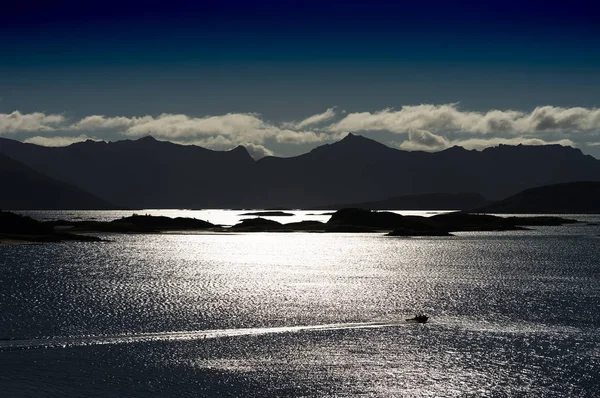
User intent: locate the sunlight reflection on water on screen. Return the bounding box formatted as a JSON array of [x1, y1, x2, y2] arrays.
[[1, 214, 599, 396]]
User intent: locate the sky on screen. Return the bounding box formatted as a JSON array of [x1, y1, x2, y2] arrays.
[[1, 0, 600, 159]]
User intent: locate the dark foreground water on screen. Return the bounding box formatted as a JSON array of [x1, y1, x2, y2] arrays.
[[1, 213, 599, 397]]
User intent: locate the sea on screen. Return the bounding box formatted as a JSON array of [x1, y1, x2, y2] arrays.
[[1, 210, 599, 397]]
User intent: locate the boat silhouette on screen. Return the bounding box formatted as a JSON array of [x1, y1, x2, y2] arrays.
[[405, 315, 428, 323]]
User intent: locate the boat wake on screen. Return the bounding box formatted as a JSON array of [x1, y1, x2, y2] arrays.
[[0, 321, 407, 351]]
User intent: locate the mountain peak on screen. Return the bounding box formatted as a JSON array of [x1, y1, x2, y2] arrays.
[[68, 139, 107, 148], [441, 145, 470, 153], [334, 132, 374, 145], [306, 132, 399, 160], [334, 132, 393, 151], [340, 132, 364, 142]]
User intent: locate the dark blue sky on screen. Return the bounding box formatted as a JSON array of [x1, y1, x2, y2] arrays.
[[1, 0, 600, 157]]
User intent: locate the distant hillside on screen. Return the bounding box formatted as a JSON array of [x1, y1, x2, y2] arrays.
[[313, 192, 490, 210], [473, 181, 600, 214], [1, 134, 599, 209], [0, 153, 116, 210]]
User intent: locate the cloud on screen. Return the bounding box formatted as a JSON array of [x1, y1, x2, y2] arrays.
[[71, 115, 151, 130], [0, 111, 65, 134], [290, 108, 337, 129], [328, 105, 479, 133], [269, 128, 329, 144], [518, 106, 600, 132], [124, 113, 266, 138], [23, 135, 99, 147], [72, 113, 267, 139], [398, 129, 450, 151], [328, 104, 600, 135], [73, 113, 332, 145]]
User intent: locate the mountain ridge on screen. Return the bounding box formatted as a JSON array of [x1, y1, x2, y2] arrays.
[[1, 134, 599, 209]]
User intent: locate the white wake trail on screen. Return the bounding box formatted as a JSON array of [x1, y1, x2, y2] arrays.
[[0, 321, 408, 351]]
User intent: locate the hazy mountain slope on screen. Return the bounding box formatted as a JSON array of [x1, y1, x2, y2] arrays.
[[313, 192, 490, 210], [473, 181, 600, 213], [0, 153, 116, 209]]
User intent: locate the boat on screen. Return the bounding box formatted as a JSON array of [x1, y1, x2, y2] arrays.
[[405, 314, 428, 323]]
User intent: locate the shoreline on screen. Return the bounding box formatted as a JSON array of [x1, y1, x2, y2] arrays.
[[0, 239, 35, 246]]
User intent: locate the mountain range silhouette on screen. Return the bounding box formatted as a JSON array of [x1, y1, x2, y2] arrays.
[[1, 133, 599, 210]]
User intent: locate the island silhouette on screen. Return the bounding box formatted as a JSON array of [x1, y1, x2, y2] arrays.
[[1, 208, 578, 244]]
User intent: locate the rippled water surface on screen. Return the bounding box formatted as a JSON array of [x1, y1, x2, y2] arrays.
[[1, 212, 599, 397]]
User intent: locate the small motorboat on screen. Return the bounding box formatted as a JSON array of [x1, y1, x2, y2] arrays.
[[405, 315, 428, 323]]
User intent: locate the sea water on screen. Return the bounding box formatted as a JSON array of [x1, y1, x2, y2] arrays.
[[1, 211, 599, 397]]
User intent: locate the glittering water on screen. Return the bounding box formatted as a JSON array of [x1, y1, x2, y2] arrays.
[[1, 213, 599, 397]]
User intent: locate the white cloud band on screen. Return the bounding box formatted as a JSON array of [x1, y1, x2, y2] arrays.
[[0, 111, 65, 134], [2, 104, 600, 157], [329, 104, 600, 134]]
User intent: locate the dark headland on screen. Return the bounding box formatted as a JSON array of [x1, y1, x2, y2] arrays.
[[1, 212, 218, 244], [0, 211, 101, 244], [473, 181, 600, 214]]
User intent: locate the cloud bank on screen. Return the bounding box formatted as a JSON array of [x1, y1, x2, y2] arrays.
[[328, 104, 600, 135], [2, 104, 599, 157], [328, 104, 600, 153], [70, 113, 330, 147], [0, 111, 65, 134]]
